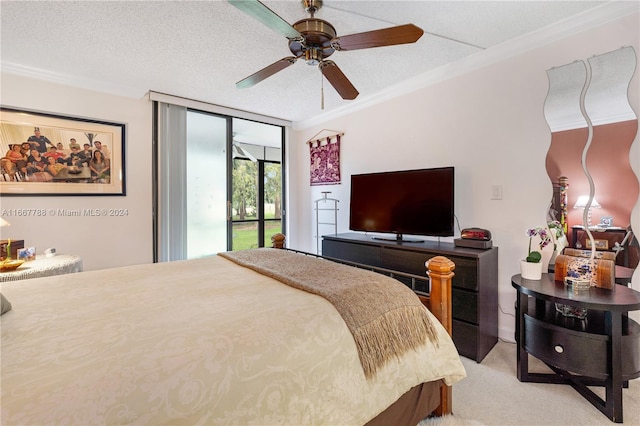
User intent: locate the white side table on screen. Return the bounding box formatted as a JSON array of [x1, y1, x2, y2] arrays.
[[0, 255, 83, 282]]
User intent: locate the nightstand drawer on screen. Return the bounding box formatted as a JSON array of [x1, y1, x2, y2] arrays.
[[524, 314, 608, 378], [524, 313, 640, 380]]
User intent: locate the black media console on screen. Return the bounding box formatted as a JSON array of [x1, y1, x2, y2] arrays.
[[322, 232, 499, 362]]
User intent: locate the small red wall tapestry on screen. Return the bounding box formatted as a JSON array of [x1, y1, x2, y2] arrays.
[[309, 135, 340, 185]]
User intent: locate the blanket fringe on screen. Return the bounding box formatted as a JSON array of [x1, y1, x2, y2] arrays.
[[354, 305, 439, 379]]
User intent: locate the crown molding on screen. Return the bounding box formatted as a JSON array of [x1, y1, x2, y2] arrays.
[[294, 1, 640, 130], [1, 62, 145, 100]]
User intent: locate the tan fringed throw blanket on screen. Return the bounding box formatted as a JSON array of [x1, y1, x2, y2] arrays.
[[219, 248, 439, 379]]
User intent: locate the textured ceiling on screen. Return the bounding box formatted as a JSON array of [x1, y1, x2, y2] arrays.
[[0, 0, 615, 125]]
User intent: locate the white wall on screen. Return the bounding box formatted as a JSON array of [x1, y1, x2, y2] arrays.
[[1, 73, 153, 270], [287, 12, 640, 341]]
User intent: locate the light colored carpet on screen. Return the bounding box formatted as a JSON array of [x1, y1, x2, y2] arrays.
[[422, 340, 639, 425]]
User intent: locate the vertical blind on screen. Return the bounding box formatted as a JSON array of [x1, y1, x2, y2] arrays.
[[155, 102, 187, 262]]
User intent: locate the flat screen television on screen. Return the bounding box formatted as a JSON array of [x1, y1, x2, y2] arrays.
[[349, 167, 454, 242]]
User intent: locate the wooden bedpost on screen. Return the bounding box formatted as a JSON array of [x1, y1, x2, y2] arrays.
[[426, 256, 454, 336], [271, 233, 286, 249], [426, 256, 455, 416]]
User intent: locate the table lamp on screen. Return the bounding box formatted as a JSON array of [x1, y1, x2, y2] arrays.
[[574, 195, 600, 227]]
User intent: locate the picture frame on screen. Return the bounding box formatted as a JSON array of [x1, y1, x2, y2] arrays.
[[600, 216, 613, 227], [586, 238, 608, 250], [17, 247, 36, 261], [0, 107, 125, 196]]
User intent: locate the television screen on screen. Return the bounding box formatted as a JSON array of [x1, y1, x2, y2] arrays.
[[349, 167, 454, 240]]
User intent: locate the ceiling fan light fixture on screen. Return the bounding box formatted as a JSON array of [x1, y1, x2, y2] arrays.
[[305, 48, 322, 66]]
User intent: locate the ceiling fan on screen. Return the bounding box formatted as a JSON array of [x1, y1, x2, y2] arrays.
[[229, 0, 424, 100]]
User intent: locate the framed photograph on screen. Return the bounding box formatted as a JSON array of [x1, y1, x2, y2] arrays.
[[17, 247, 36, 261], [586, 238, 608, 250], [600, 216, 613, 227], [0, 107, 125, 196]]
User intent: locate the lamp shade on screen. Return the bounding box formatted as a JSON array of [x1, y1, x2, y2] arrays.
[[574, 195, 600, 209]]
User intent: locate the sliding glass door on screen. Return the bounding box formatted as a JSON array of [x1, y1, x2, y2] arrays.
[[230, 118, 283, 250], [155, 102, 284, 262], [186, 110, 228, 257]]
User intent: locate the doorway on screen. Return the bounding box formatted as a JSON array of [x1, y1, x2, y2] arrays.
[[231, 118, 283, 250]]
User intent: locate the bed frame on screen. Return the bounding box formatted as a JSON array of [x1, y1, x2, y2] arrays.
[[271, 233, 455, 418]]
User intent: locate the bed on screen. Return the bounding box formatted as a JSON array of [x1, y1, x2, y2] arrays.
[[0, 242, 465, 425]]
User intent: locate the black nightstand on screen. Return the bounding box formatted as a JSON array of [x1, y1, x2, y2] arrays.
[[512, 274, 640, 423]]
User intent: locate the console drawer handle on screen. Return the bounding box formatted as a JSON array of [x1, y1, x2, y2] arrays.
[[554, 344, 564, 354]]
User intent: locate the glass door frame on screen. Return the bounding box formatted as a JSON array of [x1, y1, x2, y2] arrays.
[[152, 96, 287, 261], [230, 157, 284, 250], [228, 117, 286, 251]]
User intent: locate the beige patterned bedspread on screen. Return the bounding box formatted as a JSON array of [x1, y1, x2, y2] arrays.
[[0, 255, 465, 425]]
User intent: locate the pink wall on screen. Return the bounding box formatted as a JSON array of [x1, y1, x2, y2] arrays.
[[546, 120, 639, 234]]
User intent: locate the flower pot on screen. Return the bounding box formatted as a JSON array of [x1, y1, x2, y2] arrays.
[[521, 260, 543, 280]]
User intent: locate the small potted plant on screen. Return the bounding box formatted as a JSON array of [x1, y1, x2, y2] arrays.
[[521, 226, 552, 280]]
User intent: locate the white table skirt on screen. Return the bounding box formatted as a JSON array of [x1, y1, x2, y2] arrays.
[[0, 255, 82, 282]]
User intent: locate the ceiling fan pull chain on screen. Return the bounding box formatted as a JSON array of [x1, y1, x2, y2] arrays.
[[321, 72, 325, 110]]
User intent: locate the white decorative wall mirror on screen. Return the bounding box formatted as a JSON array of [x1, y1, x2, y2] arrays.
[[544, 46, 638, 286]]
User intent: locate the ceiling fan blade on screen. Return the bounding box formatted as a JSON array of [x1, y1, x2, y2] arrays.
[[228, 0, 301, 39], [236, 57, 297, 89], [331, 24, 424, 51], [319, 61, 359, 100]]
